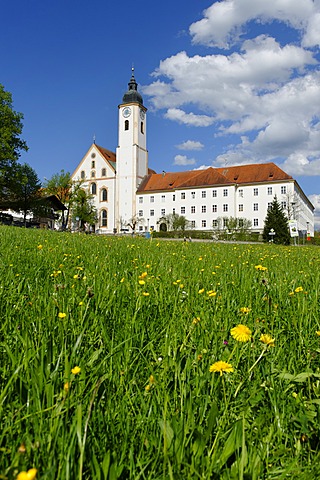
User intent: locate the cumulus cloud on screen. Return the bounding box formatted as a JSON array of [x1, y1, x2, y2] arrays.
[[173, 155, 197, 166], [189, 0, 319, 48], [143, 0, 320, 185], [165, 108, 215, 127], [176, 140, 204, 150]]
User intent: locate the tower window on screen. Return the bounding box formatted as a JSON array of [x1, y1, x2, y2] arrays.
[[141, 122, 144, 134], [91, 183, 97, 195], [125, 120, 129, 131]]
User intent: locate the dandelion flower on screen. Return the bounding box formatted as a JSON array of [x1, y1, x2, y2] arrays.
[[142, 292, 150, 296], [260, 334, 275, 347], [145, 384, 151, 392], [316, 331, 320, 336], [209, 361, 234, 376], [294, 286, 303, 293], [58, 312, 66, 319], [37, 245, 43, 250], [64, 382, 70, 392], [198, 288, 205, 294], [192, 317, 201, 325], [138, 280, 145, 285], [17, 469, 37, 480], [240, 307, 250, 314], [230, 324, 252, 342], [71, 366, 81, 375]]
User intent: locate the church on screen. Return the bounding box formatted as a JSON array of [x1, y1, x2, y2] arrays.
[[71, 70, 314, 237]]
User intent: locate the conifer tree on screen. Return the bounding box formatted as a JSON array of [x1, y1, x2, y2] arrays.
[[262, 196, 290, 245]]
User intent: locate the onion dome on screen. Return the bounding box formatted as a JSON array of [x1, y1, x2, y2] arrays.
[[122, 68, 143, 105]]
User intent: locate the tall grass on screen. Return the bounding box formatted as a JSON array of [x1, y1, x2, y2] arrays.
[[0, 225, 320, 479]]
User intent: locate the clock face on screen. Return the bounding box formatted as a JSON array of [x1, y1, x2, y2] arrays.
[[122, 107, 131, 118], [140, 109, 145, 120]]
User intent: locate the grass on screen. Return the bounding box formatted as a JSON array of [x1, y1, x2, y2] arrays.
[[0, 225, 320, 479]]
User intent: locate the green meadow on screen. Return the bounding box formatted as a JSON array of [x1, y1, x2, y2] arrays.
[[1, 226, 320, 479]]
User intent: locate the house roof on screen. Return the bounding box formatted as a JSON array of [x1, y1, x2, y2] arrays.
[[137, 162, 293, 193], [95, 145, 116, 170]]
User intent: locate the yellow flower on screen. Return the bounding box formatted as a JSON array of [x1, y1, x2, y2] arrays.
[[192, 317, 201, 325], [289, 291, 295, 296], [260, 334, 275, 347], [240, 307, 250, 314], [37, 245, 43, 250], [255, 265, 267, 271], [145, 384, 151, 392], [71, 366, 81, 375], [230, 324, 252, 342], [316, 331, 320, 336], [58, 312, 66, 319], [138, 280, 145, 285], [142, 292, 150, 296], [209, 361, 234, 376], [120, 277, 125, 283], [17, 469, 37, 480], [139, 272, 148, 279], [198, 288, 205, 294], [149, 375, 155, 384], [64, 382, 70, 392], [295, 286, 303, 293]]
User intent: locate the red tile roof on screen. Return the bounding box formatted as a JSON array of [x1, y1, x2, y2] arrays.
[[96, 145, 116, 164], [137, 163, 293, 193]]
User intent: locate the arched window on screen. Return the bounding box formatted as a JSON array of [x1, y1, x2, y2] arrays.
[[91, 170, 95, 178], [101, 188, 108, 201], [101, 168, 106, 177], [81, 170, 85, 179], [91, 183, 97, 195], [101, 210, 108, 227], [125, 120, 129, 131], [141, 121, 144, 134]]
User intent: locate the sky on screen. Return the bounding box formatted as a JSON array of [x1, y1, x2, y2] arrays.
[[1, 0, 320, 226]]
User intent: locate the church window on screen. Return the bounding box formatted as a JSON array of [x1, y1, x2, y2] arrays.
[[91, 171, 95, 178], [101, 210, 107, 227], [125, 120, 129, 131], [91, 160, 95, 169], [141, 122, 144, 134], [80, 170, 85, 179], [101, 188, 108, 201], [91, 183, 97, 195], [101, 168, 106, 177]]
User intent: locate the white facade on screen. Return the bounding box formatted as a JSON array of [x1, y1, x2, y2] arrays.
[[71, 71, 314, 237]]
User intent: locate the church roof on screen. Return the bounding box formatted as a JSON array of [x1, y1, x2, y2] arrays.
[[121, 68, 143, 106], [137, 162, 293, 193]]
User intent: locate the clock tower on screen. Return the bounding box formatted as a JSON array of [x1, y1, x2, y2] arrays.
[[115, 69, 148, 231]]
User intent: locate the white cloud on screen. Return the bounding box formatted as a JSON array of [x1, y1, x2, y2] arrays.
[[165, 108, 215, 127], [189, 0, 318, 48], [173, 155, 197, 166], [176, 140, 204, 150]]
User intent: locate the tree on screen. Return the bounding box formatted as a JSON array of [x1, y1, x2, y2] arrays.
[[72, 187, 97, 231], [8, 163, 41, 226], [0, 84, 28, 203], [262, 196, 290, 245], [43, 170, 72, 229], [162, 212, 190, 231]]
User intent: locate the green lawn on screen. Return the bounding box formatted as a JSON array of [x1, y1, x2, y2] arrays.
[[1, 226, 320, 479]]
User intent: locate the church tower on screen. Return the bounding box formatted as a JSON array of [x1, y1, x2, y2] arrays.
[[115, 69, 148, 231]]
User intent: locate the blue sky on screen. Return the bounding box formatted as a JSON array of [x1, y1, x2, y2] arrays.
[[1, 0, 320, 224]]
